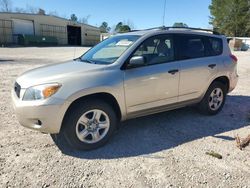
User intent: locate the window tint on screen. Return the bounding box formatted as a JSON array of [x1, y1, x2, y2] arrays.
[[177, 35, 223, 60], [179, 36, 205, 59], [132, 35, 174, 66], [208, 37, 223, 56]]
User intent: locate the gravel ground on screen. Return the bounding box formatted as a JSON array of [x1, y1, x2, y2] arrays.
[[0, 47, 250, 188]]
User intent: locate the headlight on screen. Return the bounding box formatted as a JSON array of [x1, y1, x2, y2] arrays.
[[23, 83, 61, 101]]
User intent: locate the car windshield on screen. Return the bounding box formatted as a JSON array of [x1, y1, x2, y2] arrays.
[[80, 35, 140, 64]]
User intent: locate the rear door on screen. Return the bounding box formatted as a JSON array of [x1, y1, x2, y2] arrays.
[[176, 34, 222, 102]]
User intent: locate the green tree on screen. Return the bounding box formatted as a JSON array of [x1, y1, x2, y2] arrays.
[[119, 25, 131, 33], [70, 14, 78, 22], [209, 0, 250, 36], [99, 22, 111, 33], [115, 22, 131, 33], [115, 22, 123, 32], [173, 22, 188, 28]]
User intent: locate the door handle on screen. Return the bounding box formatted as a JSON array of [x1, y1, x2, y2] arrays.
[[168, 69, 179, 75], [208, 64, 216, 69]]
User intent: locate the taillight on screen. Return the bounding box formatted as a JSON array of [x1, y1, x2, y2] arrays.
[[230, 54, 238, 63]]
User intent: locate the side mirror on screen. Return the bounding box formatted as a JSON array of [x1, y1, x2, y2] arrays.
[[129, 56, 145, 67]]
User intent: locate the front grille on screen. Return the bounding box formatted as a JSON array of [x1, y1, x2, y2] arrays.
[[14, 82, 21, 98]]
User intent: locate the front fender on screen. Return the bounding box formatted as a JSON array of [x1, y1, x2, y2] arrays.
[[65, 86, 127, 121]]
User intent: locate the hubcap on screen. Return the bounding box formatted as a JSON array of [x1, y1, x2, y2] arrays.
[[208, 88, 224, 111], [76, 109, 110, 144]]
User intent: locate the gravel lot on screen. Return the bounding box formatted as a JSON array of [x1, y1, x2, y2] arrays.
[[0, 47, 250, 188]]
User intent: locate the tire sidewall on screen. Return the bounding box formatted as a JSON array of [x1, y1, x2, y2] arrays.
[[62, 100, 117, 150], [199, 82, 227, 115]]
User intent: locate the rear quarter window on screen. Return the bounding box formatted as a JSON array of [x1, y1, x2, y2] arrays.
[[207, 37, 223, 56]]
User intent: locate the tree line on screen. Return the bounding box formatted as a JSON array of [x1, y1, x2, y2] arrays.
[[209, 0, 250, 36], [99, 21, 133, 33]]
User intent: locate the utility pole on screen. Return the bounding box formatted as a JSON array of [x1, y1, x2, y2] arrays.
[[162, 0, 167, 26]]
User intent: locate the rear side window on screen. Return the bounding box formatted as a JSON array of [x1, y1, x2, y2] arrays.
[[178, 36, 206, 59], [177, 35, 223, 60], [207, 37, 223, 56]]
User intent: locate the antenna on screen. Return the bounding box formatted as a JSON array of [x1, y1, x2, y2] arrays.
[[162, 0, 167, 26], [73, 46, 76, 59]]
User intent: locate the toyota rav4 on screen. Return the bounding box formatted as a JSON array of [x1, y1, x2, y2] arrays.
[[12, 27, 238, 150]]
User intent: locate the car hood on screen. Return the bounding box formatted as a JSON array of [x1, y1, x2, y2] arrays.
[[16, 60, 107, 88]]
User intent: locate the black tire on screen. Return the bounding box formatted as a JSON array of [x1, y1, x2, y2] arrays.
[[54, 100, 118, 150], [198, 81, 227, 115], [50, 133, 70, 151]]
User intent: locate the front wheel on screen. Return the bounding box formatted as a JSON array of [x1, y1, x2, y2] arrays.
[[56, 100, 118, 150], [198, 82, 227, 115]]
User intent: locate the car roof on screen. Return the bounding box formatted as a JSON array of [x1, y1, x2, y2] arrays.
[[119, 27, 224, 38]]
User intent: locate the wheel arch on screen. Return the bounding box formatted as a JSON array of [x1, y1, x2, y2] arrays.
[[199, 75, 230, 103], [211, 76, 230, 93], [63, 92, 122, 125], [61, 92, 122, 132]]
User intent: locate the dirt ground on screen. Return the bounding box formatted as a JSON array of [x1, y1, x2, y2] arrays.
[[0, 47, 250, 188]]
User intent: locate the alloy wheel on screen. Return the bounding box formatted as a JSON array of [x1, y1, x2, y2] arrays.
[[75, 109, 110, 144], [208, 88, 224, 111]]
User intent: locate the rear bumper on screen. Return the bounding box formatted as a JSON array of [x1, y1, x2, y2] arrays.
[[228, 71, 239, 92], [11, 90, 69, 134]]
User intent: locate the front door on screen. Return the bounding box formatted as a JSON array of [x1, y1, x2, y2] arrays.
[[123, 35, 180, 114]]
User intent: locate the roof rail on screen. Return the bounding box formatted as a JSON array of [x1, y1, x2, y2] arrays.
[[131, 26, 221, 35], [164, 27, 221, 35], [130, 27, 163, 32]]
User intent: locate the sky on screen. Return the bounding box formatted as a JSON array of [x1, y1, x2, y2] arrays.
[[13, 0, 212, 30]]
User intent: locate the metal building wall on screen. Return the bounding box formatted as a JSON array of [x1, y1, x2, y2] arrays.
[[84, 27, 101, 46], [0, 13, 100, 46], [0, 19, 13, 44], [40, 24, 67, 44]]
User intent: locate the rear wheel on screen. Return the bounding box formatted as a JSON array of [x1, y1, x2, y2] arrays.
[[53, 100, 117, 150], [198, 82, 226, 115]]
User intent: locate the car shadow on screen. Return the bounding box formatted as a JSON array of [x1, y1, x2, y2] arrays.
[[56, 95, 250, 159], [0, 59, 15, 62]]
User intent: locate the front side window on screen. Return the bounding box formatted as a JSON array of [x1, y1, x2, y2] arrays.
[[81, 35, 140, 64], [132, 35, 174, 65]]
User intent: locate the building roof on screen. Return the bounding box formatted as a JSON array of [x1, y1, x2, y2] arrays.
[[0, 12, 99, 29]]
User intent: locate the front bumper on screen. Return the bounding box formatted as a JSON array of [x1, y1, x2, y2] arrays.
[[11, 89, 69, 134]]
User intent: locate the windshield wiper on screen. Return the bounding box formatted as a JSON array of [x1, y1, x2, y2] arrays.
[[73, 57, 81, 61], [80, 59, 96, 64]]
